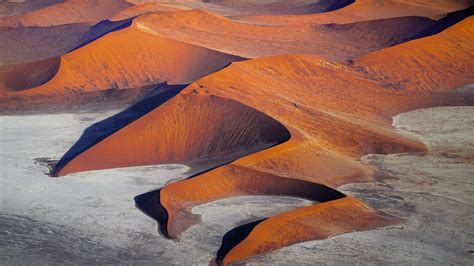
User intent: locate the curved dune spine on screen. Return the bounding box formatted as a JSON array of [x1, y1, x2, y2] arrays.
[[53, 15, 474, 265], [219, 196, 398, 265]]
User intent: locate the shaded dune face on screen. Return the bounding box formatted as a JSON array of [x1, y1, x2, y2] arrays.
[[0, 23, 91, 66], [0, 0, 62, 19], [56, 94, 290, 176], [124, 0, 354, 17], [55, 16, 474, 265], [0, 57, 60, 94], [0, 0, 132, 27], [199, 0, 355, 16], [237, 0, 474, 25]]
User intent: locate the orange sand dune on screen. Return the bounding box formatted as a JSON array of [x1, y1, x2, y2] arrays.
[[237, 0, 473, 25], [110, 2, 192, 21], [0, 20, 243, 113], [54, 16, 474, 264], [134, 9, 439, 60], [220, 196, 396, 265], [0, 0, 131, 27]]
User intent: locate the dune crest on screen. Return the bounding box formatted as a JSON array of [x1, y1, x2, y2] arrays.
[[53, 15, 474, 265], [0, 0, 131, 27], [237, 0, 473, 25], [132, 9, 444, 60], [0, 20, 243, 113]]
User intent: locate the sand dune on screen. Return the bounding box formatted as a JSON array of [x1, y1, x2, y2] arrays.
[[0, 23, 90, 66], [110, 2, 192, 21], [124, 0, 353, 17], [0, 57, 60, 94], [133, 9, 443, 60], [51, 14, 474, 266], [3, 1, 473, 265], [237, 0, 473, 25], [2, 6, 468, 113], [0, 0, 131, 27], [0, 20, 243, 113]]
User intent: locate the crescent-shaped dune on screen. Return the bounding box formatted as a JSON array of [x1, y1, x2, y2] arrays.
[[52, 15, 474, 265], [0, 0, 131, 27], [237, 0, 473, 25]]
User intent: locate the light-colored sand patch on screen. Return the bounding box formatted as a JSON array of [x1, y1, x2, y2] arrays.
[[0, 111, 313, 264]]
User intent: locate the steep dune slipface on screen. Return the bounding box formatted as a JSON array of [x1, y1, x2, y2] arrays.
[[0, 0, 131, 27], [55, 16, 474, 264], [0, 57, 60, 94], [0, 21, 243, 113], [57, 94, 290, 176], [134, 9, 440, 60], [237, 0, 473, 25]]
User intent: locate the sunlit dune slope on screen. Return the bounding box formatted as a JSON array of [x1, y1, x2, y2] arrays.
[[134, 9, 441, 60], [110, 2, 192, 21], [237, 0, 473, 25], [55, 16, 474, 264], [352, 15, 474, 91], [0, 0, 131, 27], [0, 21, 243, 112]]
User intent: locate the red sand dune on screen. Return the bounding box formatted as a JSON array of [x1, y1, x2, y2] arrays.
[[0, 8, 443, 113], [54, 16, 474, 264], [0, 20, 243, 113], [237, 0, 473, 25], [132, 9, 438, 60], [0, 0, 131, 27], [110, 2, 192, 21]]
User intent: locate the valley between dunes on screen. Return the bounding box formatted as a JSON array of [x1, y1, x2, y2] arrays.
[[0, 1, 473, 265]]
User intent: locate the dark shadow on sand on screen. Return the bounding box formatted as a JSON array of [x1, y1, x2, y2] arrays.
[[71, 17, 136, 52], [412, 6, 474, 40], [52, 83, 187, 176]]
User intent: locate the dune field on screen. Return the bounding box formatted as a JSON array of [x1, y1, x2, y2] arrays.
[[0, 0, 473, 265]]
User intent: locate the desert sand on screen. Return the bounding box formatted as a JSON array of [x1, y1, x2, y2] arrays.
[[0, 1, 473, 265]]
